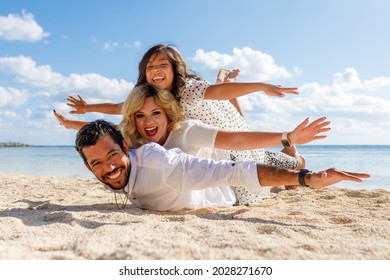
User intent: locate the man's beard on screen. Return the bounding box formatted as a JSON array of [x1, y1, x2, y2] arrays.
[[100, 167, 130, 191]]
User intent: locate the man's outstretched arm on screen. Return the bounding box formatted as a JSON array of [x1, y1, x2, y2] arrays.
[[256, 164, 371, 189]]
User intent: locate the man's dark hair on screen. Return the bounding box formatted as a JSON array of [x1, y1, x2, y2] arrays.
[[75, 119, 125, 163]]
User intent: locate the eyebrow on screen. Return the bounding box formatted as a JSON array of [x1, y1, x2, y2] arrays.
[[146, 57, 168, 65], [136, 107, 161, 114], [89, 148, 118, 166]]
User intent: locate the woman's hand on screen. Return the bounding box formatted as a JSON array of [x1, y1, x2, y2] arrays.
[[67, 94, 88, 114], [53, 110, 89, 130], [288, 117, 331, 145]]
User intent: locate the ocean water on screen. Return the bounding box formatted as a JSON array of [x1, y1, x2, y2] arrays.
[[0, 145, 389, 190], [0, 146, 92, 179]]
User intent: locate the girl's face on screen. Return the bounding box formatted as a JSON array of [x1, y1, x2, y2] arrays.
[[135, 97, 170, 145], [145, 52, 175, 91]]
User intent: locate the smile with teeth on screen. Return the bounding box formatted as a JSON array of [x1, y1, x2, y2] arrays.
[[145, 127, 158, 137], [106, 169, 121, 180], [152, 76, 164, 83]]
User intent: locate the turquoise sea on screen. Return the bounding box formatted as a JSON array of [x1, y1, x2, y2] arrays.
[[0, 145, 389, 190]]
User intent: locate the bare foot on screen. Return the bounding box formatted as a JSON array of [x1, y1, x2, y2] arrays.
[[270, 186, 285, 193], [281, 145, 297, 157], [284, 185, 299, 190], [281, 145, 306, 170], [215, 69, 240, 84], [281, 145, 305, 189], [225, 69, 240, 83], [216, 69, 229, 84], [296, 155, 306, 170]]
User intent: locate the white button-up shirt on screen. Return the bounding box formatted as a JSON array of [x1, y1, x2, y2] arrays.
[[126, 143, 262, 211]]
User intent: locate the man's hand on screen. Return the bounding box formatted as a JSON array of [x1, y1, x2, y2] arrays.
[[306, 168, 371, 189]]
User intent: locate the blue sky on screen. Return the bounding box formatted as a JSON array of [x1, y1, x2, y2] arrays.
[[1, 0, 390, 145]]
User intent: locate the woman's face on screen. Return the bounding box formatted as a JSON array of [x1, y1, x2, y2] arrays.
[[135, 97, 170, 145], [145, 52, 175, 91]]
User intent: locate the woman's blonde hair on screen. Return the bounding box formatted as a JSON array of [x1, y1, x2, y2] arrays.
[[119, 84, 185, 147]]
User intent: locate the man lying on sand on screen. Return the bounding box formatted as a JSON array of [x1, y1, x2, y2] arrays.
[[75, 119, 371, 211]]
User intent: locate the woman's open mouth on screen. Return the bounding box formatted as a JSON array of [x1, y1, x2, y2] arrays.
[[145, 127, 158, 137]]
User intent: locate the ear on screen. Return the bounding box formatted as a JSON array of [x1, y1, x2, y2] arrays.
[[122, 139, 130, 154], [84, 161, 92, 172]]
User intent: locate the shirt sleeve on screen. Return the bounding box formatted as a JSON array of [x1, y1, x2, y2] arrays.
[[163, 149, 262, 194], [183, 120, 218, 150], [181, 78, 210, 108]]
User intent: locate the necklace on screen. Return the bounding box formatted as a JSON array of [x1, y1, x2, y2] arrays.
[[114, 187, 130, 210]]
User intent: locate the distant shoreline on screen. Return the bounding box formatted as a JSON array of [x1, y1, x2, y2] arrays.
[[0, 142, 31, 147]]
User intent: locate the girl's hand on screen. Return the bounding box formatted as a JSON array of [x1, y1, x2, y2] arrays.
[[263, 84, 299, 97], [67, 94, 88, 114], [288, 117, 331, 145]]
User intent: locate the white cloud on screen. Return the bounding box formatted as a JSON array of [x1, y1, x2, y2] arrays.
[[90, 36, 98, 44], [0, 110, 19, 119], [124, 41, 142, 48], [134, 41, 142, 48], [0, 11, 50, 42], [102, 42, 119, 51], [25, 108, 32, 119], [191, 47, 292, 81], [189, 47, 390, 143], [0, 86, 29, 107], [0, 119, 7, 128], [0, 56, 63, 88], [296, 68, 390, 115], [0, 55, 134, 99], [239, 67, 390, 144]]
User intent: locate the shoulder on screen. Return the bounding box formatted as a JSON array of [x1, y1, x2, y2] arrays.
[[179, 119, 216, 133], [185, 78, 211, 88], [132, 142, 167, 158], [186, 119, 218, 130], [181, 119, 204, 128]]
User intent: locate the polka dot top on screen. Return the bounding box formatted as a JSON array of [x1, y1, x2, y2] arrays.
[[179, 78, 265, 163]]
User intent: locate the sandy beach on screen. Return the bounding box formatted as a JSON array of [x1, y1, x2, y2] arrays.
[[0, 173, 389, 260]]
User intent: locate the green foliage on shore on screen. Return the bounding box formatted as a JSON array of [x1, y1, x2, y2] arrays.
[[0, 142, 31, 147]]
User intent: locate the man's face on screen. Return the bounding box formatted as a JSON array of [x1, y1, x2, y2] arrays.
[[83, 135, 131, 190]]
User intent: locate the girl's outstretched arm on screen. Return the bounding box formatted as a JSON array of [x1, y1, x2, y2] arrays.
[[67, 95, 123, 115], [204, 82, 299, 100]]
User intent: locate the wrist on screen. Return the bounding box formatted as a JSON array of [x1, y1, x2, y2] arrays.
[[298, 169, 311, 188], [281, 132, 292, 148], [287, 132, 295, 145]]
